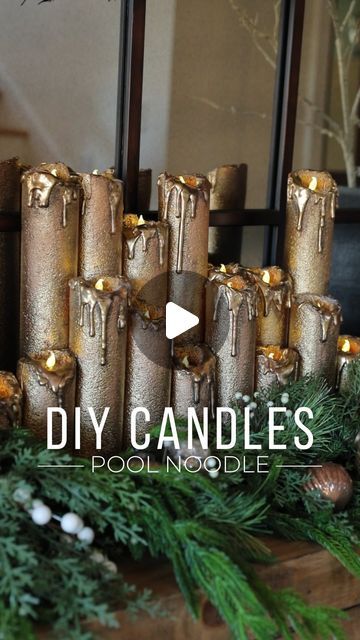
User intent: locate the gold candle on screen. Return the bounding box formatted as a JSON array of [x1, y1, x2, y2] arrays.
[[124, 300, 171, 446], [284, 170, 337, 295], [289, 294, 342, 386], [255, 346, 299, 392], [205, 271, 257, 405], [0, 158, 24, 370], [122, 214, 169, 307], [336, 335, 360, 393], [20, 162, 80, 355], [0, 371, 22, 428], [246, 266, 292, 346], [208, 164, 245, 210], [158, 172, 210, 341], [69, 275, 130, 456], [79, 170, 123, 279], [171, 344, 216, 419], [17, 349, 75, 442]]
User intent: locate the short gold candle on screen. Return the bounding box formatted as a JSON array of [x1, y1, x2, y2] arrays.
[[17, 349, 75, 442], [124, 300, 171, 446], [336, 335, 360, 393], [158, 172, 210, 342], [171, 344, 216, 419], [79, 170, 123, 279], [20, 163, 80, 354], [289, 294, 342, 386], [246, 266, 292, 346], [255, 346, 299, 392], [69, 275, 131, 456], [284, 170, 337, 295], [0, 158, 23, 370], [0, 371, 22, 429], [122, 214, 169, 307], [206, 271, 257, 405]]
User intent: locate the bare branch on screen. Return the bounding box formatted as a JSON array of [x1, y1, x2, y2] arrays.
[[299, 96, 344, 135], [297, 118, 344, 147], [340, 0, 356, 31], [228, 0, 277, 69]]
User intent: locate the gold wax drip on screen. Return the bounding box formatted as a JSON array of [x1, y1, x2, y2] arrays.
[[257, 347, 299, 386], [124, 220, 168, 267], [212, 278, 258, 357], [23, 162, 79, 228], [174, 345, 216, 418], [81, 171, 123, 235], [248, 266, 292, 317], [162, 175, 209, 273], [298, 295, 342, 342], [287, 171, 337, 254], [32, 351, 75, 408], [70, 278, 130, 365]]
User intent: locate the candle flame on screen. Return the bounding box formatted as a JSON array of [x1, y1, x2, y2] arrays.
[[137, 214, 146, 226], [219, 264, 227, 273], [262, 270, 271, 284], [268, 352, 275, 359], [341, 338, 351, 353], [182, 355, 190, 368], [179, 176, 186, 184], [309, 176, 317, 191], [45, 351, 56, 370], [95, 278, 104, 291]]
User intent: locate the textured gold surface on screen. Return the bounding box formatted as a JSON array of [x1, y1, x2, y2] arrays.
[[171, 343, 216, 419], [137, 168, 152, 211], [0, 371, 22, 428], [289, 293, 342, 387], [124, 302, 171, 446], [122, 217, 169, 306], [79, 171, 123, 279], [20, 163, 80, 355], [305, 462, 353, 511], [0, 159, 24, 371], [69, 275, 130, 457], [246, 266, 292, 346], [207, 164, 245, 209], [284, 170, 337, 295], [17, 349, 75, 443], [255, 346, 299, 392], [336, 335, 360, 393], [205, 274, 257, 405], [158, 172, 210, 342]]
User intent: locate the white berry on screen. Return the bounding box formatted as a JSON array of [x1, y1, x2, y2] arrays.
[[31, 504, 52, 526], [61, 513, 84, 535], [13, 486, 32, 504], [209, 469, 219, 479], [267, 401, 274, 407], [249, 402, 257, 410], [242, 395, 250, 403], [254, 391, 259, 398], [286, 409, 293, 418], [206, 457, 217, 469], [77, 527, 95, 545], [281, 394, 289, 404], [235, 392, 242, 400]]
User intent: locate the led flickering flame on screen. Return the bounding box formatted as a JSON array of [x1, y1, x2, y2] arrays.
[[95, 278, 104, 291], [45, 351, 56, 370], [262, 270, 271, 284], [219, 264, 227, 273], [137, 214, 146, 226], [179, 176, 186, 184], [308, 176, 318, 191], [182, 355, 190, 368], [268, 352, 275, 359], [341, 338, 351, 353]]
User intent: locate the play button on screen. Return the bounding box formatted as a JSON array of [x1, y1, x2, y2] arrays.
[[166, 302, 199, 340]]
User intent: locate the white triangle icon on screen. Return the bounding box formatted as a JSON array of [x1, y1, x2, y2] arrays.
[[166, 302, 199, 340]]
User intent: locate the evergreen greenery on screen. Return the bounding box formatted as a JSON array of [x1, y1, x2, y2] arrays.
[[1, 360, 360, 639]]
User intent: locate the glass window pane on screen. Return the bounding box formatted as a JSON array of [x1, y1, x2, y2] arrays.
[[0, 0, 121, 171]]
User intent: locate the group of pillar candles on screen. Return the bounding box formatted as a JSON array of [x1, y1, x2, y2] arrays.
[[0, 160, 359, 457]]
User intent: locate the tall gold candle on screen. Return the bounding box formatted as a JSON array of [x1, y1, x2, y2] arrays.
[[0, 371, 22, 428], [69, 275, 130, 456], [122, 215, 169, 307], [79, 170, 123, 279], [158, 172, 210, 341], [336, 335, 360, 393], [171, 344, 216, 419], [17, 349, 75, 442], [205, 271, 257, 405], [284, 170, 337, 294], [0, 158, 23, 370], [246, 266, 292, 346], [289, 294, 342, 386], [20, 163, 80, 355], [255, 346, 299, 392], [124, 300, 171, 446]]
